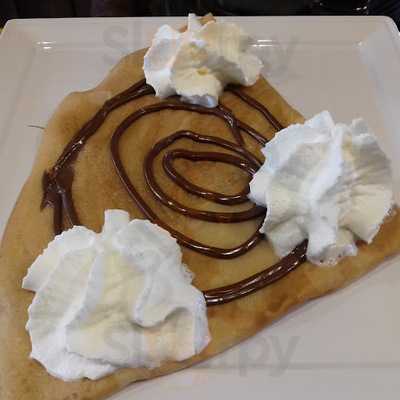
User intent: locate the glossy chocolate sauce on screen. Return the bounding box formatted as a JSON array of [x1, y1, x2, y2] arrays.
[[42, 78, 307, 306]]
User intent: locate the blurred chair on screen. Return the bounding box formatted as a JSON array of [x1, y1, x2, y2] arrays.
[[1, 0, 399, 27]]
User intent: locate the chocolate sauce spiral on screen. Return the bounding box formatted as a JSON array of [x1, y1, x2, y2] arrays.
[[42, 78, 307, 306]]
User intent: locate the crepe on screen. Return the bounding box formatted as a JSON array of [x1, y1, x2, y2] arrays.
[[1, 36, 400, 400]]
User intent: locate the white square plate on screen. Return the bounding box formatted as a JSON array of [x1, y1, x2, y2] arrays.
[[1, 16, 400, 400]]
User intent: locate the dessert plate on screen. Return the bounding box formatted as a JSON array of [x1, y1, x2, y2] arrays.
[[1, 16, 400, 400]]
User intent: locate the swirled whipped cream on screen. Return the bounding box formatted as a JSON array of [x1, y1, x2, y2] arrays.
[[22, 210, 209, 381], [249, 111, 393, 266], [143, 14, 263, 107]]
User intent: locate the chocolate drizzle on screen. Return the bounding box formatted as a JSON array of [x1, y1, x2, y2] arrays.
[[42, 78, 307, 306]]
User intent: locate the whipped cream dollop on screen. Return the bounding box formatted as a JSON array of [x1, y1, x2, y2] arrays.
[[22, 210, 210, 381], [249, 111, 393, 266], [143, 14, 263, 107]]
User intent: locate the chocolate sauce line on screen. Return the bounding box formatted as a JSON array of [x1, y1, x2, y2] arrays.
[[228, 86, 284, 132], [204, 241, 307, 305], [42, 78, 154, 233], [111, 127, 265, 257], [42, 78, 307, 306], [53, 79, 153, 175], [163, 149, 253, 205], [144, 130, 265, 223]]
